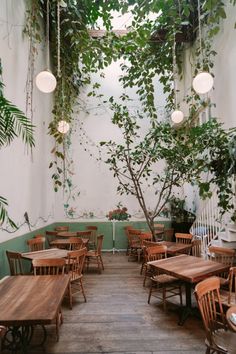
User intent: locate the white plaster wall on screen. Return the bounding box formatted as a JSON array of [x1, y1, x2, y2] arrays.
[[0, 0, 55, 242], [55, 59, 168, 221]]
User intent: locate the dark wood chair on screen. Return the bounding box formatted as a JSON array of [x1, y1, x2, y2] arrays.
[[220, 266, 236, 307], [86, 235, 104, 273], [194, 276, 235, 354], [66, 247, 87, 308], [175, 233, 193, 244], [27, 237, 45, 252], [127, 228, 142, 262], [86, 225, 97, 249], [6, 250, 24, 275], [147, 245, 183, 310], [68, 237, 86, 251], [32, 258, 66, 341], [124, 225, 134, 255], [208, 246, 235, 287], [154, 223, 165, 241], [54, 226, 69, 232], [191, 239, 202, 257]]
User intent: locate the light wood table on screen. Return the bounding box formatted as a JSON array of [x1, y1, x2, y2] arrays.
[[21, 248, 68, 260], [226, 305, 236, 332], [0, 275, 70, 351], [148, 254, 229, 325], [159, 241, 192, 256], [50, 238, 89, 249]]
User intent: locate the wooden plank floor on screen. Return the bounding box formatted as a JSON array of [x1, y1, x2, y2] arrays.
[[30, 252, 205, 354]]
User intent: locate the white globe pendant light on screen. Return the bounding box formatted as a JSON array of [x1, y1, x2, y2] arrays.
[[192, 71, 214, 94], [171, 33, 184, 124], [171, 110, 184, 124], [57, 120, 70, 134], [192, 0, 214, 95], [36, 0, 57, 93], [36, 70, 57, 93]]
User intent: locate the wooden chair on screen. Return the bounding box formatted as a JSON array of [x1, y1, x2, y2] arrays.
[[127, 228, 142, 262], [175, 233, 193, 244], [191, 239, 202, 257], [140, 238, 156, 275], [45, 230, 58, 246], [6, 250, 24, 275], [68, 237, 85, 251], [124, 225, 134, 255], [154, 223, 165, 241], [194, 276, 235, 354], [27, 237, 45, 252], [86, 235, 104, 273], [66, 247, 87, 308], [32, 258, 66, 341], [77, 230, 93, 243], [208, 246, 235, 287], [147, 245, 183, 310], [86, 225, 97, 249], [54, 226, 69, 232], [163, 228, 174, 242], [220, 267, 236, 307]]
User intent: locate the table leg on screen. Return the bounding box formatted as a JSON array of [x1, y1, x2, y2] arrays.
[[2, 324, 47, 353], [178, 283, 200, 326]]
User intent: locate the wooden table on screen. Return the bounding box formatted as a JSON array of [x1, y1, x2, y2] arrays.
[[21, 248, 69, 260], [50, 238, 89, 249], [148, 254, 229, 325], [226, 305, 236, 332], [159, 241, 192, 256], [56, 231, 78, 237], [0, 275, 70, 351]]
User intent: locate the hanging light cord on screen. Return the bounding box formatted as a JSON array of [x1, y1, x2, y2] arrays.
[[172, 33, 177, 109], [197, 0, 203, 70], [57, 0, 61, 78], [46, 0, 50, 69]]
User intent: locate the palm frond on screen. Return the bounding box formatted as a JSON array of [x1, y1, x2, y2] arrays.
[[0, 96, 35, 148], [0, 196, 17, 229]]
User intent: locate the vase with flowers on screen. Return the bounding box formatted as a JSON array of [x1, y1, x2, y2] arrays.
[[107, 203, 131, 221]]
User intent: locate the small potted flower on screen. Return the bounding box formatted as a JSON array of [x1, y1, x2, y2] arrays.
[[107, 203, 131, 221]]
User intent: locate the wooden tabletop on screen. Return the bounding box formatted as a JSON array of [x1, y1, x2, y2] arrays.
[[159, 241, 192, 256], [226, 305, 236, 332], [148, 254, 230, 284], [0, 275, 70, 326], [56, 231, 78, 237], [21, 248, 69, 260], [50, 238, 89, 246]]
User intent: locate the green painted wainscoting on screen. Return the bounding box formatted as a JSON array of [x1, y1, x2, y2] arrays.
[[0, 220, 171, 279], [0, 225, 55, 279]]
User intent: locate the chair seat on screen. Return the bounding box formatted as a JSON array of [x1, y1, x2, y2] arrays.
[[152, 274, 180, 284], [220, 289, 236, 307], [208, 329, 236, 354], [86, 251, 98, 257]]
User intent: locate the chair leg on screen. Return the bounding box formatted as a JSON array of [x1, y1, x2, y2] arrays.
[[163, 287, 166, 311], [148, 281, 153, 304], [80, 279, 87, 302], [99, 255, 104, 270], [97, 256, 101, 273], [68, 283, 72, 310], [179, 285, 183, 306]]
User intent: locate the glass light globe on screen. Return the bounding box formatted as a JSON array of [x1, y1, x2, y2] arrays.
[[57, 120, 70, 134], [171, 110, 184, 123], [35, 70, 57, 93], [192, 71, 214, 94]]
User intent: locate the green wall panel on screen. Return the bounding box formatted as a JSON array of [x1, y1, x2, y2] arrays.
[[0, 225, 55, 279], [0, 220, 171, 279]]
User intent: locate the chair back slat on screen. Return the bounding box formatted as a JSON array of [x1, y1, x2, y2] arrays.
[[6, 250, 24, 275], [67, 247, 87, 281], [175, 233, 193, 244], [54, 226, 69, 232], [32, 258, 65, 275], [27, 237, 45, 252]]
